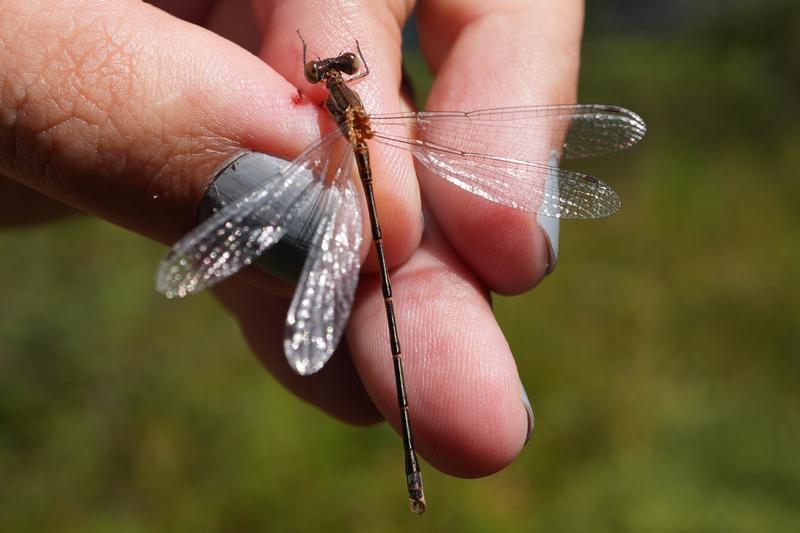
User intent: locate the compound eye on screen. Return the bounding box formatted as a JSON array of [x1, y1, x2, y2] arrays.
[[304, 61, 321, 83], [342, 52, 361, 75]]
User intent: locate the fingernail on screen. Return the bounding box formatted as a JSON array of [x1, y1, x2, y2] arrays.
[[537, 150, 561, 276], [521, 382, 535, 444], [540, 219, 559, 276], [197, 151, 311, 284]]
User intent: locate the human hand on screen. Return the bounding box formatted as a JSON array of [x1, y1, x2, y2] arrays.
[[0, 0, 583, 477]]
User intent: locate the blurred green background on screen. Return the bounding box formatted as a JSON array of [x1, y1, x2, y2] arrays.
[[2, 1, 799, 531]]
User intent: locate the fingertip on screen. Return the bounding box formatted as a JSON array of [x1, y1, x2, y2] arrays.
[[420, 178, 551, 294], [348, 216, 528, 476], [404, 274, 527, 476], [415, 1, 583, 293]]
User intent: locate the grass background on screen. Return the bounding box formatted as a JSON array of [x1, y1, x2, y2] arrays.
[[1, 2, 798, 531]]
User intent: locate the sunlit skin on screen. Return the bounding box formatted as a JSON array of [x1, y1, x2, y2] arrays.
[[0, 0, 583, 478]]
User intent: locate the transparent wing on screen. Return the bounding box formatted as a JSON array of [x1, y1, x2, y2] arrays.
[[284, 164, 363, 375], [369, 104, 646, 160], [155, 130, 342, 298], [369, 104, 645, 219], [377, 137, 621, 218]]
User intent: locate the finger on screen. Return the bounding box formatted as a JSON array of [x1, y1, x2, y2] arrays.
[[417, 0, 584, 293], [0, 0, 322, 245], [212, 278, 383, 425], [347, 211, 528, 476], [253, 0, 423, 271]]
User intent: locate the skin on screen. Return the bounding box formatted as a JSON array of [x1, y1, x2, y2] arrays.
[[0, 0, 583, 477]]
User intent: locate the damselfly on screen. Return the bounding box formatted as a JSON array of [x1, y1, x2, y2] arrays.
[[155, 33, 646, 515]]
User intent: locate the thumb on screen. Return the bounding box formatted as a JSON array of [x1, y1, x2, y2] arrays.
[[0, 0, 317, 243]]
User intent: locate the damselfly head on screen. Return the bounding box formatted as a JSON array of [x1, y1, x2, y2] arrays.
[[304, 60, 322, 83], [340, 52, 362, 75]]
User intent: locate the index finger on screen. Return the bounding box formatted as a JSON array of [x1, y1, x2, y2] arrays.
[[417, 0, 584, 293], [0, 0, 321, 244]]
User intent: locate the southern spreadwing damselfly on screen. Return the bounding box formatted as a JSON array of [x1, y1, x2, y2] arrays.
[[155, 33, 646, 514]]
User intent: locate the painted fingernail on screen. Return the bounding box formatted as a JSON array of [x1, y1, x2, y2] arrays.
[[521, 382, 535, 444], [197, 151, 310, 284], [537, 150, 561, 276], [197, 151, 288, 223]]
